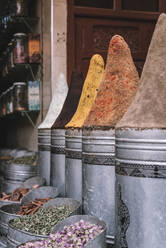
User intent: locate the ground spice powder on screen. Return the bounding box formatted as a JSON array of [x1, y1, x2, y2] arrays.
[[84, 35, 139, 129], [65, 54, 105, 128], [52, 70, 84, 129], [116, 14, 166, 129], [38, 73, 68, 129]]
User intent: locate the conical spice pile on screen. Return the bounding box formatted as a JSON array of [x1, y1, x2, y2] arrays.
[[52, 70, 84, 129], [117, 13, 166, 129], [65, 54, 105, 129], [84, 35, 139, 129]]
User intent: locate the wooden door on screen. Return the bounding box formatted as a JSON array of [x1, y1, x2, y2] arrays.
[[67, 0, 166, 81]]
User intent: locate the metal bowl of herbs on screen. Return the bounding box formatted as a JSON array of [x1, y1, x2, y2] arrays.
[[52, 215, 107, 248], [16, 215, 107, 248], [7, 201, 80, 247], [42, 197, 81, 215]]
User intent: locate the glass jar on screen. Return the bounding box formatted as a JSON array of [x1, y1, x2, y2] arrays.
[[9, 86, 14, 114], [12, 0, 29, 17], [13, 33, 28, 64], [7, 42, 13, 72], [6, 89, 10, 115], [13, 82, 27, 111], [2, 92, 7, 116], [28, 33, 40, 63], [10, 39, 15, 68]]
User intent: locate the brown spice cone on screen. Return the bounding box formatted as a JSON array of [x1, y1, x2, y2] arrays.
[[84, 35, 139, 129], [116, 13, 166, 129], [52, 70, 84, 129]]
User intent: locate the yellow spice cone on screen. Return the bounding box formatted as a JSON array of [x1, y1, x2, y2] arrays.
[[65, 54, 105, 128]]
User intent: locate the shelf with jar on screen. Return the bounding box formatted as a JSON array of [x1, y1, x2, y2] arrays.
[[0, 0, 41, 123], [0, 32, 41, 92], [0, 0, 39, 54], [0, 80, 40, 119]]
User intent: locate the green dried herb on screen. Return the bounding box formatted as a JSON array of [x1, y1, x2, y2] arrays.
[[6, 155, 37, 165], [12, 205, 73, 235]]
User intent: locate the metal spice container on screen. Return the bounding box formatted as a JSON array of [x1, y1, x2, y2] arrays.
[[115, 14, 166, 248], [13, 82, 27, 111], [13, 33, 28, 64], [28, 34, 40, 63]]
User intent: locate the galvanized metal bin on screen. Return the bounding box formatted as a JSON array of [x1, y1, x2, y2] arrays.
[[0, 235, 7, 247], [7, 221, 48, 248], [38, 129, 51, 186], [42, 197, 81, 215], [1, 157, 37, 194], [22, 176, 46, 189], [38, 73, 68, 186], [52, 215, 107, 248], [82, 129, 115, 244], [3, 163, 37, 182], [65, 128, 82, 203], [21, 186, 59, 205], [0, 200, 19, 209], [1, 180, 23, 194], [0, 176, 45, 208], [115, 129, 166, 248], [0, 186, 59, 240], [0, 197, 22, 209], [50, 70, 84, 197], [16, 240, 46, 248], [7, 198, 82, 247], [51, 129, 66, 195], [0, 203, 20, 236]]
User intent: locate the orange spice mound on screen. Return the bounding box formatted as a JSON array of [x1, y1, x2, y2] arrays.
[[83, 35, 139, 129]]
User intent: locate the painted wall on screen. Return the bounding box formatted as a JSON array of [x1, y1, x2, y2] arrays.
[[51, 0, 67, 94]]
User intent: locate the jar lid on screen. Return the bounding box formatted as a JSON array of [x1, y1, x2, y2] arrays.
[[14, 33, 27, 37], [13, 82, 26, 86]]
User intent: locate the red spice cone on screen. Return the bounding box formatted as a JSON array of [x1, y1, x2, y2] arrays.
[[84, 35, 139, 128]]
